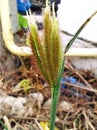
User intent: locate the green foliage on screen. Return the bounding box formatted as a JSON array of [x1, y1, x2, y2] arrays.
[[19, 79, 31, 92], [18, 13, 28, 29]]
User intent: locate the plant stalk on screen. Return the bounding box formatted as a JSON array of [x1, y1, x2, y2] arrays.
[[50, 61, 64, 130], [50, 85, 60, 130]]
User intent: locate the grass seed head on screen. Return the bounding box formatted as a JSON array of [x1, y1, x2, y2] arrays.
[[28, 2, 64, 87]]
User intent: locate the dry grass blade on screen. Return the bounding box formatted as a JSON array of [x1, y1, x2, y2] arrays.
[[35, 120, 43, 130], [83, 110, 95, 130]]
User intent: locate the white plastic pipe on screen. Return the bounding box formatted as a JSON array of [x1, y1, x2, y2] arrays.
[[0, 0, 32, 56], [65, 48, 97, 57]]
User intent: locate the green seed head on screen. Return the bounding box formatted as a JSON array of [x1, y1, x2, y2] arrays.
[[28, 2, 64, 87]]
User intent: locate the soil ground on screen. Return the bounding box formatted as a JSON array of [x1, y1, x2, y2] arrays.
[[0, 23, 97, 130]]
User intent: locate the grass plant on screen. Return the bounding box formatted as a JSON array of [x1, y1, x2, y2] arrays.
[[28, 1, 97, 129]]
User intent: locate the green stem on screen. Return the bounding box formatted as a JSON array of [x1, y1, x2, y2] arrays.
[[0, 120, 8, 130], [50, 85, 60, 130], [50, 61, 64, 130]]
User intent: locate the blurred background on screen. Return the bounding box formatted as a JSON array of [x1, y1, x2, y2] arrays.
[[58, 0, 97, 42]]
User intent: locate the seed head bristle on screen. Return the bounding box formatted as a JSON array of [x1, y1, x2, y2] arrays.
[[28, 3, 64, 87], [29, 25, 52, 85], [51, 12, 63, 84], [43, 5, 56, 85], [29, 23, 53, 86]]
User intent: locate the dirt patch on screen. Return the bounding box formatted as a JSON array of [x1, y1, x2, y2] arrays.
[[0, 57, 97, 129]]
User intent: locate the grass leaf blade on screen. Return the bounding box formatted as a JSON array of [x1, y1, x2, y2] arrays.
[[65, 10, 97, 53]]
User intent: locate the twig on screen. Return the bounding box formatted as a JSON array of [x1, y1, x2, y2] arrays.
[[3, 116, 12, 130], [13, 116, 49, 122], [63, 82, 97, 93], [65, 63, 92, 89]]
